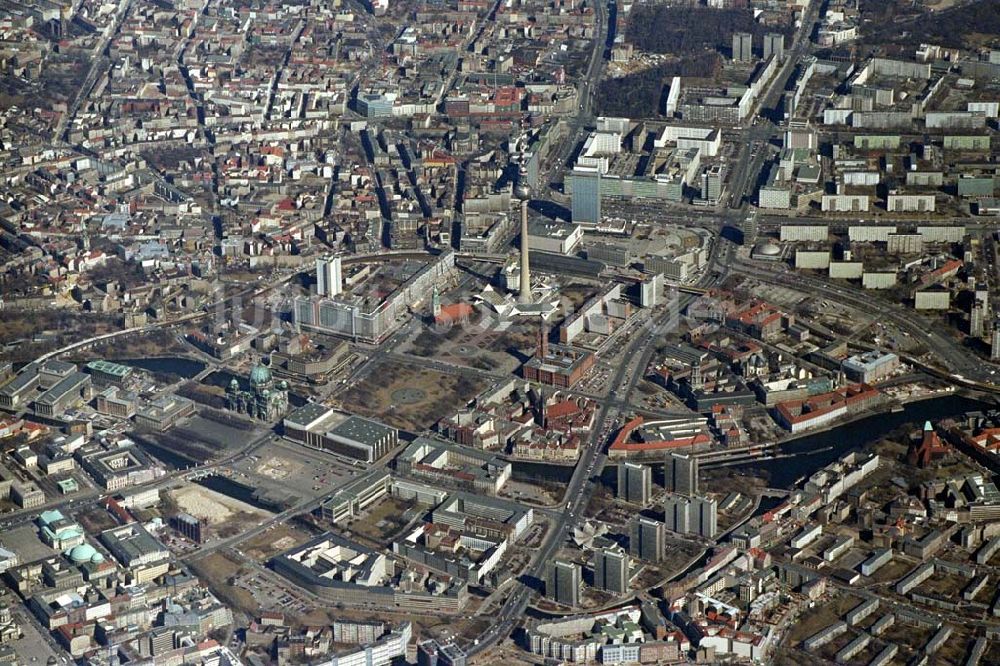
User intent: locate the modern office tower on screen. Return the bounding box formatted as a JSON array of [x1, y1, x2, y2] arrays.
[[763, 32, 785, 60], [570, 166, 601, 226], [170, 513, 203, 544], [664, 495, 692, 534], [701, 165, 725, 205], [592, 547, 630, 594], [692, 495, 718, 538], [665, 452, 698, 496], [742, 212, 759, 246], [417, 640, 467, 666], [732, 32, 753, 63], [316, 256, 342, 297], [640, 274, 662, 308], [971, 302, 986, 338], [617, 462, 651, 504], [630, 516, 665, 562], [993, 320, 1000, 361], [546, 559, 581, 606]]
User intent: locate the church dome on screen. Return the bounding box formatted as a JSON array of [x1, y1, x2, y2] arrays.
[[68, 544, 97, 563], [249, 362, 272, 387]]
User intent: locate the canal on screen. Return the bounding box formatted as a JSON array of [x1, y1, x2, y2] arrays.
[[133, 433, 197, 470], [194, 474, 280, 512], [113, 357, 206, 379]]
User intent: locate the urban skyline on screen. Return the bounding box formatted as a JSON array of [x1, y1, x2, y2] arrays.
[[1, 0, 1000, 664]]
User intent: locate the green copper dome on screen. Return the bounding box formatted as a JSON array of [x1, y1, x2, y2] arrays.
[[68, 544, 97, 563], [249, 362, 272, 386]]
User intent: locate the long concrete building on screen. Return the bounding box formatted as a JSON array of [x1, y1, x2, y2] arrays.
[[283, 404, 398, 462], [294, 251, 455, 343]]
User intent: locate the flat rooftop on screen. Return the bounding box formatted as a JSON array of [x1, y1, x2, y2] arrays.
[[528, 220, 580, 240], [35, 372, 90, 407], [329, 415, 396, 446], [285, 402, 338, 430], [86, 360, 133, 378]]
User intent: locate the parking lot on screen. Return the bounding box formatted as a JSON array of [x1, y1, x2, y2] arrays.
[[224, 437, 360, 502], [232, 566, 314, 616], [8, 606, 64, 666]]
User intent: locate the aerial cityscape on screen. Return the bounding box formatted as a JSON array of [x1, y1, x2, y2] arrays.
[[0, 0, 999, 664]]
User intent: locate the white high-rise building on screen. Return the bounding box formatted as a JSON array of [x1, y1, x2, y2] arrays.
[[664, 495, 692, 534], [317, 256, 342, 297], [592, 547, 629, 594], [665, 451, 698, 496], [733, 32, 753, 63], [664, 494, 716, 538], [546, 559, 581, 606], [693, 495, 717, 538]]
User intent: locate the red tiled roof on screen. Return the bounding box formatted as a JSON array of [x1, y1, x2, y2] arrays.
[[545, 400, 580, 420], [435, 303, 473, 325], [611, 433, 712, 452], [775, 383, 879, 425], [931, 259, 962, 277], [609, 416, 645, 450]]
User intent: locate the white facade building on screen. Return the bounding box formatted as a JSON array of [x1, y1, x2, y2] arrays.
[[316, 256, 343, 297]]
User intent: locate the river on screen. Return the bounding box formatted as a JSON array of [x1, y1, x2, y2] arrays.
[[110, 356, 306, 406], [736, 394, 993, 489], [513, 394, 994, 491]]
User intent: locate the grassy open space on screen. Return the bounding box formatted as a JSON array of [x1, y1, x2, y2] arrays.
[[189, 552, 260, 616], [240, 523, 314, 562], [785, 593, 860, 645], [337, 360, 486, 431]]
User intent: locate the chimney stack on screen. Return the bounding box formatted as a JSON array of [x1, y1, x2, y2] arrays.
[[538, 316, 549, 359]]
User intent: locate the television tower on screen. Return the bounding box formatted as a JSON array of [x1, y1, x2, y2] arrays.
[[516, 170, 532, 304]]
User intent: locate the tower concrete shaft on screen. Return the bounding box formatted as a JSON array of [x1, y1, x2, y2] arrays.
[[518, 198, 532, 304]]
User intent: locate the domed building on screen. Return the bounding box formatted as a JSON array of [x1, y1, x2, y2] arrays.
[[250, 363, 273, 387], [751, 240, 784, 261], [226, 359, 289, 421], [37, 509, 85, 551], [68, 544, 101, 565]]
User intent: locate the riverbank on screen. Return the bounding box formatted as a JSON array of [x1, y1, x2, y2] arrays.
[[511, 393, 995, 491], [766, 385, 992, 451], [732, 393, 994, 489], [111, 356, 207, 378]]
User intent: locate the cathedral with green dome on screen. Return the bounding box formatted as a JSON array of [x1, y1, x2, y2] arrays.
[[225, 358, 289, 421]]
